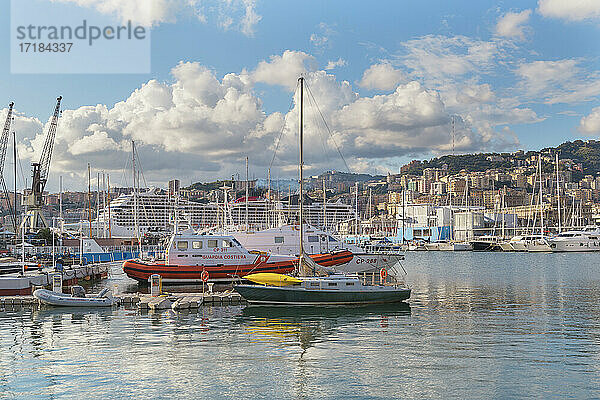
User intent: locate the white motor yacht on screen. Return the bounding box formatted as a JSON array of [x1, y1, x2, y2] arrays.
[[548, 229, 600, 252], [508, 234, 551, 252]]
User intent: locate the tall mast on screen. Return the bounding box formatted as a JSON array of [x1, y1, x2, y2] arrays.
[[355, 183, 359, 234], [132, 140, 140, 252], [87, 163, 92, 237], [527, 160, 537, 234], [556, 152, 561, 233], [107, 174, 112, 238], [501, 188, 505, 239], [96, 172, 100, 237], [267, 168, 271, 228], [539, 155, 544, 234], [298, 76, 304, 273], [322, 177, 326, 229], [402, 189, 405, 244], [102, 172, 106, 237], [245, 156, 249, 229]]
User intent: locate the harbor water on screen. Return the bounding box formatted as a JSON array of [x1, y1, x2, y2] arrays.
[[2, 252, 600, 398]]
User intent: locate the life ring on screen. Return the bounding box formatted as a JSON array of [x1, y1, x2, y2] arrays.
[[380, 268, 387, 281], [201, 270, 209, 283]]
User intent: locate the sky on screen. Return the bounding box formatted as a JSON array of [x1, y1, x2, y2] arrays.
[[1, 0, 600, 192]]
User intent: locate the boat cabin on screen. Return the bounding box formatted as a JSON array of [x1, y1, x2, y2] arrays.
[[165, 232, 295, 266]]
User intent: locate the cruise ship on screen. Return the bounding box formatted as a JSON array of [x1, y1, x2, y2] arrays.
[[65, 188, 358, 238]]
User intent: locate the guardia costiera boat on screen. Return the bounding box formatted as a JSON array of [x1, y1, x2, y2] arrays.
[[123, 230, 353, 283], [234, 77, 411, 306]]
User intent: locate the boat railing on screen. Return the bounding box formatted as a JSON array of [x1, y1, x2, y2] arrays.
[[9, 244, 161, 257], [360, 271, 405, 287]]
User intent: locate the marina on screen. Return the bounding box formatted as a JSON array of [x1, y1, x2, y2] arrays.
[[2, 0, 600, 397]]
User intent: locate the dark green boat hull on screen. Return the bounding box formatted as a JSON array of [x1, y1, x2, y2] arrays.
[[234, 284, 411, 306]]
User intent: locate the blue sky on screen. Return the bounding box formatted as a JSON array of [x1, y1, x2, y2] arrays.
[[1, 0, 600, 190]]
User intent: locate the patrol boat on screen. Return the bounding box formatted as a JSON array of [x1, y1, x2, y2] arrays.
[[123, 230, 353, 283]]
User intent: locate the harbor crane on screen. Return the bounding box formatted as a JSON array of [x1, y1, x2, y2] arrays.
[[22, 96, 62, 233], [0, 102, 17, 232]]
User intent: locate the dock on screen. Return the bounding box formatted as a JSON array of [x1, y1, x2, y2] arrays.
[[0, 291, 246, 311], [0, 264, 109, 296]]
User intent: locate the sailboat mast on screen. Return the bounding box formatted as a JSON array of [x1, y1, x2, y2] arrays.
[[298, 77, 304, 272], [132, 140, 140, 249], [355, 183, 359, 234], [88, 163, 92, 237], [267, 168, 271, 228], [556, 152, 561, 233], [107, 174, 112, 238], [539, 155, 544, 234], [245, 156, 249, 229], [402, 189, 405, 244], [323, 177, 326, 229], [96, 172, 100, 237]]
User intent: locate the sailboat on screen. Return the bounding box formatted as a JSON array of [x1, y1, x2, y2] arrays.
[[233, 77, 411, 306]]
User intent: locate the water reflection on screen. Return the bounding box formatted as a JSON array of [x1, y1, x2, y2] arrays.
[[4, 253, 600, 398], [237, 303, 411, 398], [239, 303, 411, 348]]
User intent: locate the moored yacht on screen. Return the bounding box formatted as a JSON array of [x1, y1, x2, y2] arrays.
[[548, 229, 600, 252], [508, 234, 552, 252], [469, 235, 500, 251]]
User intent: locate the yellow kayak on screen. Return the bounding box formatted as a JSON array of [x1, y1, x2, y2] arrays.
[[244, 273, 302, 287]]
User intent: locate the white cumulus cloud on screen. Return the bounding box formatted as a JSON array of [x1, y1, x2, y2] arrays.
[[251, 50, 316, 90], [538, 0, 600, 21], [359, 63, 405, 91], [495, 10, 532, 39], [579, 107, 600, 134], [2, 48, 538, 190]]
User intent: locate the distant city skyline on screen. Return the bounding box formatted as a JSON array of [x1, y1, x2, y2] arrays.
[[1, 0, 599, 192]]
